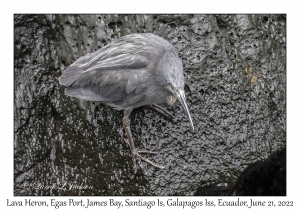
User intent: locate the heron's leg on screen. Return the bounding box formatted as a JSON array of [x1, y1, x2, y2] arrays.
[[150, 104, 175, 119], [123, 109, 164, 178], [123, 109, 138, 175]]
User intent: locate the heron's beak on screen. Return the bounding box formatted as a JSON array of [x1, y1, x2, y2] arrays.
[[176, 89, 194, 131]]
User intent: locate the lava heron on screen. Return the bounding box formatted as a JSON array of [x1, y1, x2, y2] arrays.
[[59, 33, 194, 177]]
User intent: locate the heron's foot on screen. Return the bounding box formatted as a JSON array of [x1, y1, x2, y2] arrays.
[[124, 138, 164, 178], [150, 104, 175, 119], [130, 148, 165, 179]]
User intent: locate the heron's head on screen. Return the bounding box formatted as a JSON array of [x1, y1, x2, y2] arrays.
[[162, 50, 194, 131], [165, 78, 194, 131]]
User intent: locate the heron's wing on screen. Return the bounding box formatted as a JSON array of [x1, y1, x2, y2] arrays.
[[78, 33, 167, 71], [58, 53, 152, 104], [59, 34, 164, 87], [58, 52, 150, 87], [58, 34, 165, 105], [64, 69, 151, 107]]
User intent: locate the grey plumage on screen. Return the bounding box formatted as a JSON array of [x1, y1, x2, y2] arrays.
[[59, 33, 193, 177]]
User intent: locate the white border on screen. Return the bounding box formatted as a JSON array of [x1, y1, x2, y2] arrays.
[[2, 0, 299, 209]]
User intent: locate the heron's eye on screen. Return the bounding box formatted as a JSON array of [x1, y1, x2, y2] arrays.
[[167, 82, 171, 86]]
